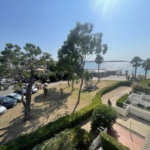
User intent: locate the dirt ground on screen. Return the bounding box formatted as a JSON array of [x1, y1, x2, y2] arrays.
[[0, 80, 117, 144]]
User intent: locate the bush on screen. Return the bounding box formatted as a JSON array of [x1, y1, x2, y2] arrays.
[[140, 79, 150, 87], [32, 127, 93, 150], [49, 72, 57, 82], [132, 83, 150, 94], [147, 106, 150, 110], [137, 103, 145, 108], [137, 74, 145, 82], [91, 104, 118, 130], [0, 81, 131, 150], [116, 94, 129, 108], [100, 132, 130, 150]]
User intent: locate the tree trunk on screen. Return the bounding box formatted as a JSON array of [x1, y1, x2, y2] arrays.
[[72, 80, 74, 92], [68, 76, 70, 87], [98, 63, 100, 82], [24, 77, 33, 121], [78, 76, 83, 103], [135, 67, 137, 81], [145, 70, 147, 80]]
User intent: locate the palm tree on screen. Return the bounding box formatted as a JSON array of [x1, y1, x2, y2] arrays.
[[95, 54, 104, 82], [130, 56, 143, 81], [142, 58, 150, 79]]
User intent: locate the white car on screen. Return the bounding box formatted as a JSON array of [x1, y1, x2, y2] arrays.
[[0, 105, 7, 115], [14, 86, 38, 95], [0, 78, 6, 85], [5, 93, 26, 102]]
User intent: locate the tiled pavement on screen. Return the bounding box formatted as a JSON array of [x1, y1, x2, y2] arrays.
[[77, 117, 144, 150], [109, 124, 144, 150]]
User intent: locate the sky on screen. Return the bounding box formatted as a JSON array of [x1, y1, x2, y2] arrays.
[[0, 0, 150, 61]]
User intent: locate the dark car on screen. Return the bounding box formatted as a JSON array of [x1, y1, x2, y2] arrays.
[[0, 96, 17, 108]]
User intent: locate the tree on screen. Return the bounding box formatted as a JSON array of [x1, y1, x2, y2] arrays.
[[47, 59, 56, 72], [95, 54, 103, 81], [130, 56, 143, 81], [94, 33, 108, 82], [83, 71, 93, 89], [91, 104, 118, 130], [57, 34, 82, 88], [0, 43, 51, 120], [142, 58, 150, 79]]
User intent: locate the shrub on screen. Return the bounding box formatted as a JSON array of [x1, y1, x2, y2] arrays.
[[91, 104, 118, 130], [49, 72, 57, 82], [0, 81, 131, 150], [147, 106, 150, 110], [140, 79, 150, 87], [132, 83, 150, 94], [32, 127, 93, 150], [137, 74, 145, 82], [100, 132, 130, 150], [116, 94, 129, 108], [137, 103, 145, 108]]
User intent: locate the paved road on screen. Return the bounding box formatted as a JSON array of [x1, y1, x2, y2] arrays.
[[0, 75, 127, 97]]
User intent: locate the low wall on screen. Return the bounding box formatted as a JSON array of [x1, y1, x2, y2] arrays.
[[129, 105, 150, 122], [115, 106, 129, 117]]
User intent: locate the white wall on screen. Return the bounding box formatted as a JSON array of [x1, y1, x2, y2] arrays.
[[115, 106, 129, 117]]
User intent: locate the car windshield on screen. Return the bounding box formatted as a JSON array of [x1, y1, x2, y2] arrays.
[[14, 94, 21, 98], [2, 97, 12, 102]]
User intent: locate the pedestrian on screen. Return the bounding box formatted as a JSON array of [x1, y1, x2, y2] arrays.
[[108, 99, 112, 106]]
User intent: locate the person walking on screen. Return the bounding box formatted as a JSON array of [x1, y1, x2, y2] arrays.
[[108, 99, 112, 106]]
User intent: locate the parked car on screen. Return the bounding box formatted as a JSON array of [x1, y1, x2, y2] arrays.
[[14, 86, 38, 95], [0, 78, 6, 85], [5, 93, 26, 102], [0, 105, 7, 115], [0, 97, 17, 108]]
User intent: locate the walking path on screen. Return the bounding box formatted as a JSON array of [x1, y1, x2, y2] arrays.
[[108, 124, 144, 150]]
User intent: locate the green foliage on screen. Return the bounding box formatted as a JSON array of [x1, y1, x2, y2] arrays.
[[47, 59, 56, 72], [49, 72, 57, 82], [0, 81, 131, 150], [116, 94, 129, 108], [142, 58, 150, 79], [137, 103, 145, 108], [137, 74, 145, 82], [100, 132, 130, 150], [32, 127, 93, 150], [91, 104, 118, 130], [140, 79, 150, 87], [147, 106, 150, 110], [132, 83, 150, 94], [83, 71, 93, 82]]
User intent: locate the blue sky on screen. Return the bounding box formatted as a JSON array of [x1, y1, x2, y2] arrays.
[[0, 0, 150, 61]]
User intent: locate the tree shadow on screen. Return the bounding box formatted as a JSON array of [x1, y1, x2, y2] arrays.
[[0, 88, 72, 145], [107, 128, 120, 140]]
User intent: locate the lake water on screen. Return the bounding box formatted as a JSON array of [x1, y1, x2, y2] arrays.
[[84, 62, 150, 75]]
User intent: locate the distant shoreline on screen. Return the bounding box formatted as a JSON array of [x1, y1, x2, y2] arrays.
[[85, 61, 130, 62]]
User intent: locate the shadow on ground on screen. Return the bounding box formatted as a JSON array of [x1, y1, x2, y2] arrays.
[[0, 88, 72, 145]]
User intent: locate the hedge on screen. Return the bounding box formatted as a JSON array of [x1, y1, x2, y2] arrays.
[[0, 81, 131, 150], [100, 132, 130, 150], [32, 126, 93, 150], [140, 79, 150, 87], [116, 94, 129, 108]]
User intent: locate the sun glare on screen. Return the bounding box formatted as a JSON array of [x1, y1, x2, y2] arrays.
[[93, 0, 120, 15]]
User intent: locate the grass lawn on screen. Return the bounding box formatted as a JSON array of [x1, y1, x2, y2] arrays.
[[0, 80, 116, 145]]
